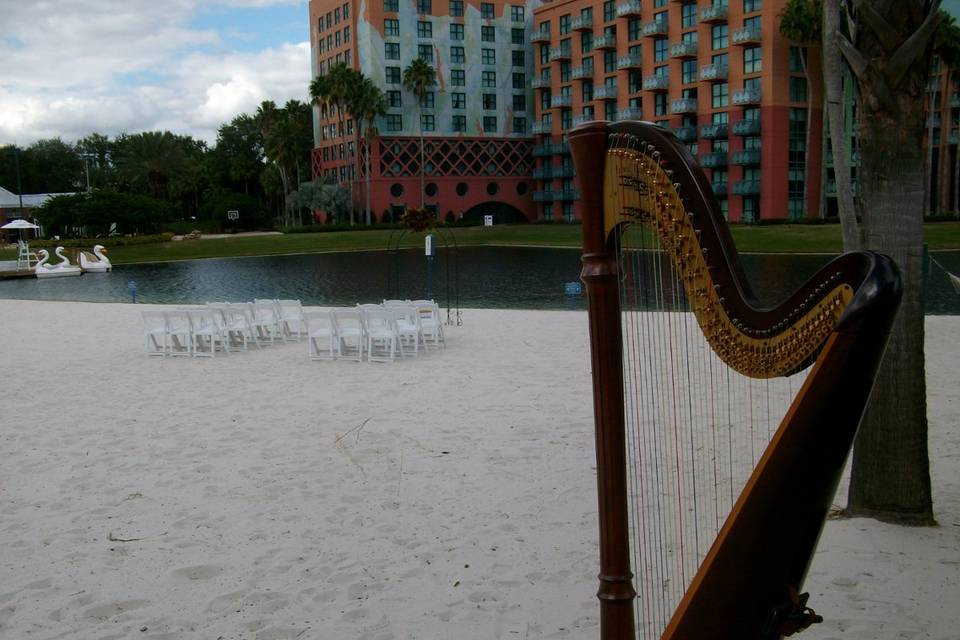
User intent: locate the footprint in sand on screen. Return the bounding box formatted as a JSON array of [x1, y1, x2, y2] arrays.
[[83, 599, 151, 620], [171, 564, 224, 581]]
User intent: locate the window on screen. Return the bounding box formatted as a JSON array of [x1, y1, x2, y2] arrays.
[[385, 42, 400, 60], [654, 38, 668, 62], [561, 109, 572, 130], [417, 0, 431, 12], [744, 15, 761, 32], [387, 90, 402, 108], [712, 24, 728, 49], [417, 21, 433, 38], [451, 69, 466, 85], [628, 17, 641, 40], [604, 49, 616, 73], [450, 23, 464, 40], [343, 3, 349, 18], [581, 7, 593, 21], [582, 80, 594, 101], [335, 30, 341, 47], [540, 89, 551, 110], [712, 82, 728, 108], [540, 43, 549, 64], [604, 101, 616, 121], [790, 76, 807, 102], [482, 70, 496, 87], [559, 14, 571, 34], [452, 92, 466, 108], [788, 107, 807, 219], [483, 116, 497, 132], [450, 0, 463, 16], [789, 46, 805, 73], [512, 50, 525, 67], [384, 18, 399, 36], [421, 114, 435, 131], [482, 48, 496, 64], [344, 26, 350, 43], [603, 0, 615, 21], [512, 72, 525, 88], [581, 31, 593, 52], [334, 7, 340, 23], [560, 61, 571, 82], [512, 28, 525, 45], [326, 12, 331, 28], [483, 93, 497, 109], [326, 34, 332, 50], [450, 46, 465, 63], [682, 3, 697, 29], [655, 93, 667, 116], [384, 0, 398, 10], [513, 94, 526, 111], [386, 66, 401, 83], [744, 0, 761, 12], [743, 46, 761, 74], [513, 117, 527, 134], [387, 114, 403, 131], [511, 5, 524, 21], [420, 92, 435, 108], [482, 2, 495, 18], [628, 71, 641, 92], [318, 17, 324, 33], [682, 59, 697, 84], [419, 44, 433, 62], [481, 25, 495, 42], [318, 38, 324, 54], [453, 115, 467, 131]]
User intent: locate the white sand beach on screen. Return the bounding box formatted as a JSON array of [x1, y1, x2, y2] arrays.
[[0, 300, 957, 640]]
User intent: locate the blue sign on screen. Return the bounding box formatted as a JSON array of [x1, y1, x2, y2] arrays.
[[564, 281, 583, 296], [127, 280, 137, 304]]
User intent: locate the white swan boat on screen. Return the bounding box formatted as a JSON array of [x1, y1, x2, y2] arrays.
[[79, 244, 112, 272], [34, 247, 82, 279]]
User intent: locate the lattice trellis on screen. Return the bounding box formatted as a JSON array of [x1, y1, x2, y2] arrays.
[[378, 137, 532, 178]]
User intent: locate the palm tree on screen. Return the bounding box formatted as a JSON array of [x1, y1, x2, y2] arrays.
[[112, 131, 189, 202], [355, 78, 388, 224], [311, 63, 361, 223], [831, 0, 942, 525], [779, 0, 821, 220], [402, 58, 436, 209]]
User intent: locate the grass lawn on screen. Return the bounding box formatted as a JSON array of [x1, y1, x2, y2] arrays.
[[2, 222, 959, 265]]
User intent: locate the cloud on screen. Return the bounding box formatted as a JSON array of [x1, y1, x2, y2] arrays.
[[0, 0, 311, 145]]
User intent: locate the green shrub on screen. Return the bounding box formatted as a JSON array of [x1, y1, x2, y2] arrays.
[[33, 233, 174, 248]]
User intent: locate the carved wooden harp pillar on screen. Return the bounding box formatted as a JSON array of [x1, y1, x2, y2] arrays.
[[570, 121, 902, 640]]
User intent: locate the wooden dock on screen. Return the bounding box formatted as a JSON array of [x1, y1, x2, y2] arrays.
[[0, 270, 37, 280]]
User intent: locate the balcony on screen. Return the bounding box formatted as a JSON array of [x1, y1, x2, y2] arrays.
[[700, 5, 729, 23], [551, 94, 573, 108], [554, 164, 576, 178], [672, 126, 697, 142], [530, 30, 551, 44], [732, 148, 762, 165], [643, 74, 671, 91], [732, 87, 762, 105], [712, 181, 729, 196], [699, 151, 728, 168], [616, 0, 643, 18], [616, 107, 643, 121], [642, 21, 669, 37], [595, 85, 618, 100], [533, 190, 555, 202], [670, 97, 698, 114], [532, 144, 552, 157], [732, 26, 762, 46], [951, 130, 960, 145], [951, 93, 960, 108], [531, 121, 553, 135], [531, 77, 551, 89], [549, 47, 572, 62], [556, 189, 581, 201], [553, 140, 571, 155], [732, 118, 761, 135], [699, 63, 729, 82], [532, 166, 554, 179], [572, 65, 593, 80], [700, 123, 728, 139], [571, 16, 593, 31], [573, 113, 596, 127], [670, 41, 699, 59], [732, 180, 761, 196], [617, 53, 643, 70], [594, 34, 618, 49]]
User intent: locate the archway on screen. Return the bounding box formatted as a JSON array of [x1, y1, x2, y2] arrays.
[[462, 201, 529, 225]]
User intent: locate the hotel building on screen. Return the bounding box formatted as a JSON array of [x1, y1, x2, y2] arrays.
[[530, 0, 824, 222], [308, 0, 539, 222]]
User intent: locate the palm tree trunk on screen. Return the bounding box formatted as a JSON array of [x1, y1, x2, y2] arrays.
[[954, 137, 959, 213], [925, 81, 936, 214], [365, 132, 373, 224], [419, 128, 425, 209], [799, 49, 815, 219], [823, 0, 860, 248]]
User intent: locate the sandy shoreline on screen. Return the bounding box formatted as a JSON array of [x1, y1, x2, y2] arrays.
[[1, 300, 957, 639]]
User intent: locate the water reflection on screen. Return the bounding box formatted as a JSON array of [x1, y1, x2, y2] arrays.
[[0, 247, 957, 314]]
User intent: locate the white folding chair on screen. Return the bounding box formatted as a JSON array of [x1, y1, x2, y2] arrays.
[[277, 299, 306, 342], [391, 305, 423, 357], [248, 302, 280, 346], [383, 299, 411, 307], [412, 301, 445, 349], [331, 308, 365, 362], [141, 311, 168, 356], [362, 307, 400, 363], [215, 303, 253, 352], [164, 310, 193, 357], [304, 310, 338, 360], [187, 308, 229, 357]]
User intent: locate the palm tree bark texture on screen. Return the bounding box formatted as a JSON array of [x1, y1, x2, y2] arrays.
[[835, 0, 938, 525]]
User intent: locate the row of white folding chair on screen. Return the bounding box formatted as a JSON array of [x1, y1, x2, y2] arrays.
[[253, 299, 305, 342], [361, 304, 424, 359], [141, 309, 229, 357], [206, 302, 277, 349], [304, 306, 422, 363], [383, 299, 445, 350]]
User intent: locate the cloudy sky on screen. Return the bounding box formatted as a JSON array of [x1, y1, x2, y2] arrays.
[[0, 0, 312, 146]]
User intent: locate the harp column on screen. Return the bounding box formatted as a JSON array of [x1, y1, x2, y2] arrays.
[[571, 122, 636, 640]]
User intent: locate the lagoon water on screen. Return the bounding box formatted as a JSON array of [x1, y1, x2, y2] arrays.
[[1, 247, 958, 314]]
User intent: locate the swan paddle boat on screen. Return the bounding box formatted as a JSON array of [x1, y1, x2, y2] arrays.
[[34, 247, 82, 279], [79, 244, 112, 272]]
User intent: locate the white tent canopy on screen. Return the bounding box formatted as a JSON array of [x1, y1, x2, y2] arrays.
[[1, 220, 39, 230]]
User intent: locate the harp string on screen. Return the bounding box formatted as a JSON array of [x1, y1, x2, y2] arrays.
[[607, 137, 814, 640]]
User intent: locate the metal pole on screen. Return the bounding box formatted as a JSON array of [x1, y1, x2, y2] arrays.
[[14, 145, 24, 218]]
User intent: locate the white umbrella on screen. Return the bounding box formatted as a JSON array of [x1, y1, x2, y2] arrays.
[[1, 219, 39, 230], [2, 219, 41, 269]]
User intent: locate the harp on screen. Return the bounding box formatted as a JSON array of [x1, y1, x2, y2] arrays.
[[570, 121, 901, 640]]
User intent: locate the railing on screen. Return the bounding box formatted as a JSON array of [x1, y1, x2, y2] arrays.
[[594, 34, 618, 49], [700, 123, 728, 139], [531, 77, 551, 89], [549, 47, 572, 61], [553, 164, 576, 178], [616, 0, 643, 18], [672, 126, 698, 142], [533, 190, 555, 202], [553, 140, 571, 154], [732, 180, 761, 195], [532, 166, 554, 179], [551, 95, 573, 108], [571, 16, 593, 31], [530, 31, 551, 44], [700, 5, 729, 22], [732, 87, 762, 105], [556, 189, 581, 201], [642, 20, 669, 37], [732, 26, 762, 45], [732, 148, 762, 165], [572, 65, 593, 80], [617, 53, 643, 69], [699, 63, 729, 82], [531, 121, 553, 135], [732, 118, 761, 135], [532, 144, 552, 157], [670, 41, 699, 58], [572, 113, 596, 127], [670, 97, 698, 114], [712, 181, 729, 196], [616, 107, 644, 121], [595, 85, 618, 100], [643, 74, 671, 90], [951, 94, 960, 108], [699, 151, 728, 168]]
